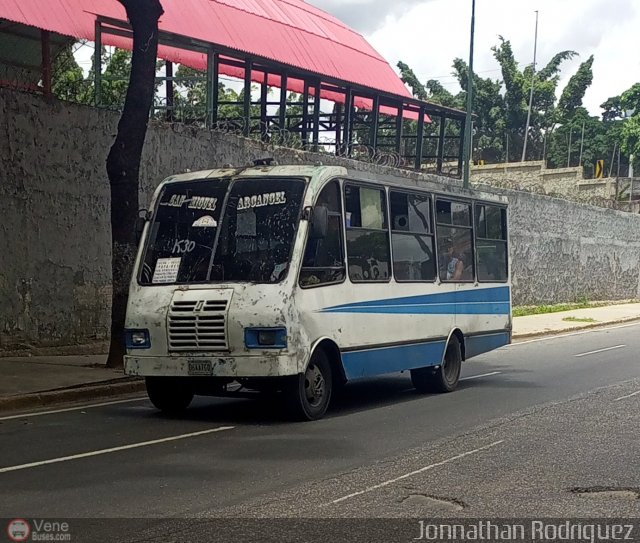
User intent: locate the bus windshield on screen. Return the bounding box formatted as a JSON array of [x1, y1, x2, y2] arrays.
[[140, 177, 306, 285]]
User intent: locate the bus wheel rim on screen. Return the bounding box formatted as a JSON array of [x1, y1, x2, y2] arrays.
[[304, 363, 325, 406]]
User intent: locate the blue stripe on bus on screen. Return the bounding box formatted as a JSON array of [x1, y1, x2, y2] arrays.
[[340, 331, 511, 380], [321, 286, 510, 315], [341, 340, 447, 380]]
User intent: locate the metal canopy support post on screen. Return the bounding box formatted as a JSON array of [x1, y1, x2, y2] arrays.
[[457, 119, 465, 177], [335, 103, 343, 149], [94, 20, 102, 107], [437, 115, 447, 174], [165, 60, 174, 122], [206, 50, 219, 127], [370, 94, 380, 149], [343, 87, 354, 155], [302, 80, 310, 148], [243, 59, 252, 136], [395, 103, 404, 154], [312, 80, 321, 150], [279, 73, 287, 130], [40, 30, 52, 97], [260, 71, 269, 140], [415, 106, 425, 170]]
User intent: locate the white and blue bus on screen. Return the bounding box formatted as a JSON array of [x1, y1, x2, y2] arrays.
[[124, 163, 511, 420]]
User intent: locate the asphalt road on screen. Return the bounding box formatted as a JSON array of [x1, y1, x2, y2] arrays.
[[0, 322, 639, 541]]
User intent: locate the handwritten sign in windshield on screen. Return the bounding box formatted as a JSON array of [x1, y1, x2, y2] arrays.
[[161, 194, 218, 211], [152, 257, 181, 283], [237, 191, 286, 211]]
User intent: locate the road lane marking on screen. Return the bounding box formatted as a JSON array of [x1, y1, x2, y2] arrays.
[[0, 426, 234, 474], [324, 440, 504, 506], [0, 397, 148, 421], [574, 345, 626, 358], [513, 322, 640, 346], [614, 390, 640, 402], [460, 371, 501, 381]]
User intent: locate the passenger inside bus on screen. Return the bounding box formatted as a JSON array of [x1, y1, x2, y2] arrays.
[[444, 240, 464, 281]]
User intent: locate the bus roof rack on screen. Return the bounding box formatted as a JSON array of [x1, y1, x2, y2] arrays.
[[253, 158, 277, 167]]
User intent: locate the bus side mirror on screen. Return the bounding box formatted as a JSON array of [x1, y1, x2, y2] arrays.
[[309, 205, 328, 239], [135, 210, 149, 244]]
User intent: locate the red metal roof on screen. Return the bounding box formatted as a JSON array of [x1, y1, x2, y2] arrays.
[[0, 0, 414, 103]]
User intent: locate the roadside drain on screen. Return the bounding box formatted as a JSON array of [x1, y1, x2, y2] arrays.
[[570, 487, 640, 500], [400, 494, 465, 511]]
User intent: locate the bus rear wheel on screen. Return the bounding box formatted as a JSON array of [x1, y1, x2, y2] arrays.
[[285, 349, 333, 421], [146, 377, 194, 414], [411, 336, 462, 393]]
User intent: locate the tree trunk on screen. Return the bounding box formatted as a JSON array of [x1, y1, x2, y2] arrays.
[[106, 0, 164, 368]]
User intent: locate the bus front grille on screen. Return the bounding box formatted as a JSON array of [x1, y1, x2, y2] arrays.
[[168, 300, 229, 351]]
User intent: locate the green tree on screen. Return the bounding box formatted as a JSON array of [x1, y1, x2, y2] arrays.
[[556, 56, 594, 121], [452, 58, 505, 162], [397, 61, 429, 101], [51, 43, 91, 103], [99, 48, 133, 108], [619, 83, 640, 162], [398, 38, 584, 164], [491, 37, 577, 160]]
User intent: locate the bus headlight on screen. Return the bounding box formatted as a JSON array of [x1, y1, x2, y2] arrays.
[[245, 328, 287, 349], [125, 329, 151, 349]]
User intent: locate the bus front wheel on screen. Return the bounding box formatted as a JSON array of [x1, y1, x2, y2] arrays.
[[411, 336, 462, 393], [146, 377, 194, 414], [285, 349, 333, 421]]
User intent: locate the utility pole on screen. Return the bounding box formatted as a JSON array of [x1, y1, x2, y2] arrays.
[[521, 10, 539, 162], [609, 142, 617, 178], [505, 132, 509, 165], [567, 128, 572, 168], [578, 121, 585, 167], [462, 0, 476, 189]]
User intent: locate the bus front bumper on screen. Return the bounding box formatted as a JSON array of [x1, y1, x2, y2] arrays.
[[124, 353, 301, 378]]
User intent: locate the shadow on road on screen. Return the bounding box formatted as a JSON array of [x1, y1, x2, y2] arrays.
[[125, 365, 530, 425]]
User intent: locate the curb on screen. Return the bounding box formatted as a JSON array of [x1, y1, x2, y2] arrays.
[[0, 378, 146, 414], [512, 316, 640, 340]]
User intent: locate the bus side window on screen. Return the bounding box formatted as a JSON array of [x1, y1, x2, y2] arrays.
[[436, 199, 474, 282], [299, 181, 346, 288], [475, 204, 508, 282], [344, 184, 391, 282], [390, 191, 436, 282]]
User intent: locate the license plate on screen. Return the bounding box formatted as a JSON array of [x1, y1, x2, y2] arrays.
[[188, 359, 213, 376]]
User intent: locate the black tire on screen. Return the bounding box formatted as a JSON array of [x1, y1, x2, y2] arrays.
[[146, 377, 194, 414], [285, 349, 333, 421], [411, 336, 462, 393]]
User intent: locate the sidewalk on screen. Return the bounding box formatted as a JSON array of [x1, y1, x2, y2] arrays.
[[511, 302, 640, 339], [0, 354, 144, 412], [1, 302, 640, 412]]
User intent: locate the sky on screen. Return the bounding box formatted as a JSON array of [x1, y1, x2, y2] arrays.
[[307, 0, 640, 116]]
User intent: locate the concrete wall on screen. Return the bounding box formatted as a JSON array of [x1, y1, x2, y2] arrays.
[[476, 185, 640, 305], [2, 88, 640, 351], [471, 161, 619, 203]]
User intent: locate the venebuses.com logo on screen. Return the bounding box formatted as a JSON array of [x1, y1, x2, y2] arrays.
[[6, 519, 71, 542], [6, 519, 30, 542]]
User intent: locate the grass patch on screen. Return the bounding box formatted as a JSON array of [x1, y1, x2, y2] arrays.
[[562, 316, 597, 323], [513, 299, 639, 318], [512, 300, 611, 318]]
